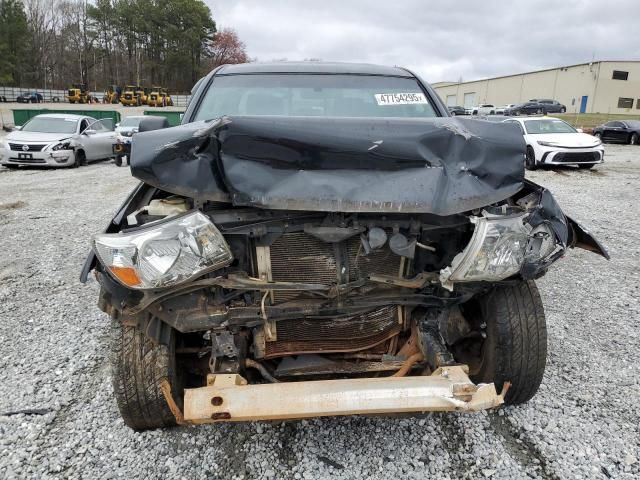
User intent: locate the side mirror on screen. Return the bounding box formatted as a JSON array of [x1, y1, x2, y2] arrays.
[[84, 129, 96, 136], [13, 125, 22, 131], [576, 128, 583, 133]]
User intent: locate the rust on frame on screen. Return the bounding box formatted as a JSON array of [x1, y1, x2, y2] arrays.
[[182, 366, 505, 424]]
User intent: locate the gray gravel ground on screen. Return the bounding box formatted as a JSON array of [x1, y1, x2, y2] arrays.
[[0, 145, 638, 479]]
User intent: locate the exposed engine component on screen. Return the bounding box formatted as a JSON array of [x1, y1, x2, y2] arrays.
[[253, 306, 401, 359]]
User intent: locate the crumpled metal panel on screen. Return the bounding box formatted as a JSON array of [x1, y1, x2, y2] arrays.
[[130, 116, 526, 215]]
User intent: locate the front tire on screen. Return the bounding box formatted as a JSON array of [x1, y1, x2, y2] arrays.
[[469, 281, 547, 405], [525, 146, 537, 170], [111, 319, 181, 430], [73, 150, 87, 167]]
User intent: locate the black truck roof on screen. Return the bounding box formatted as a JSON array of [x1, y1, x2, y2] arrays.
[[216, 62, 414, 77]]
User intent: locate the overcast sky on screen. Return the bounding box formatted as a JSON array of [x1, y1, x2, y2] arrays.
[[205, 0, 640, 82]]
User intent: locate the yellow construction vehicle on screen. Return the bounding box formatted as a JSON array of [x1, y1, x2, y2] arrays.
[[120, 85, 149, 106], [67, 83, 89, 104], [136, 86, 149, 105], [103, 85, 121, 104], [147, 86, 174, 107]]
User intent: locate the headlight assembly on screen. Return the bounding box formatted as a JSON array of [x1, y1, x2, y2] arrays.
[[51, 142, 72, 151], [93, 211, 232, 290], [536, 141, 559, 147], [440, 213, 530, 289], [440, 212, 563, 289]]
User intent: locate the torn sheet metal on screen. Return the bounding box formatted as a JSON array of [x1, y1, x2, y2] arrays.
[[130, 116, 525, 216]]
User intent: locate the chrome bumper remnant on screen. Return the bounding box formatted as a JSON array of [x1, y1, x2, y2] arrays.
[[176, 366, 506, 424]]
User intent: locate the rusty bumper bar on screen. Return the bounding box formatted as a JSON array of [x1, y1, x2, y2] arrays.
[[171, 366, 506, 424]]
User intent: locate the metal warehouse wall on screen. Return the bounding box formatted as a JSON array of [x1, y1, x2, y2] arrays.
[[434, 61, 640, 115]]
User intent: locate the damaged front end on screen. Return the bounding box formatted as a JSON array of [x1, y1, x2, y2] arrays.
[[82, 115, 608, 426]]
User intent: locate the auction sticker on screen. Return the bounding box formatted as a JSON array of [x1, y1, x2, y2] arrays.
[[374, 92, 427, 105]]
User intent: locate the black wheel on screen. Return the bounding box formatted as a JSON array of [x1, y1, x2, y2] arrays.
[[578, 164, 595, 169], [114, 155, 123, 167], [525, 146, 537, 170], [536, 108, 543, 115], [630, 133, 639, 145], [560, 107, 566, 113], [594, 132, 602, 140], [457, 281, 547, 405], [73, 150, 87, 167], [111, 319, 181, 430]]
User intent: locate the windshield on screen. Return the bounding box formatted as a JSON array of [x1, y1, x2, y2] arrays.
[[524, 119, 576, 134], [21, 117, 78, 134], [193, 74, 438, 120], [119, 117, 143, 127]]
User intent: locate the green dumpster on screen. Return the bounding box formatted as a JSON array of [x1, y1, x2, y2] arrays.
[[143, 110, 184, 127], [12, 109, 121, 126]]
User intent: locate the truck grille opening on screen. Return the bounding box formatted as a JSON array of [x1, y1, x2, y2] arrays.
[[268, 232, 403, 303], [263, 305, 400, 358]]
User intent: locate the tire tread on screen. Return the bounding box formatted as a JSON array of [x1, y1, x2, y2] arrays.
[[480, 281, 547, 405], [110, 320, 178, 430]]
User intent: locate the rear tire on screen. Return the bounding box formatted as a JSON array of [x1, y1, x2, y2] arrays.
[[630, 133, 638, 145], [470, 281, 547, 405], [110, 319, 181, 430]]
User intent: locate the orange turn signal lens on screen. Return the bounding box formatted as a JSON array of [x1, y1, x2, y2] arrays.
[[109, 266, 141, 287]]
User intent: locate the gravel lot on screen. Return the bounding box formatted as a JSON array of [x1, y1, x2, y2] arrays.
[[0, 145, 638, 479]]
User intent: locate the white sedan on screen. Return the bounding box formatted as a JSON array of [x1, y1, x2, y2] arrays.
[[503, 117, 604, 170], [0, 114, 116, 168]]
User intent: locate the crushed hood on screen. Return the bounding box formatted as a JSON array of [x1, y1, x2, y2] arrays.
[[130, 116, 526, 216]]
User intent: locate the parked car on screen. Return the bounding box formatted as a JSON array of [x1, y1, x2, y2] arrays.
[[528, 99, 567, 114], [113, 115, 169, 166], [16, 92, 44, 103], [495, 104, 516, 115], [592, 120, 640, 145], [505, 100, 566, 116], [504, 102, 546, 116], [503, 116, 604, 170], [0, 114, 116, 168], [80, 61, 608, 430], [447, 105, 466, 115], [471, 104, 496, 115]]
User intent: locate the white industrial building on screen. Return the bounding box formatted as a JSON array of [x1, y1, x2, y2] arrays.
[[432, 60, 640, 114]]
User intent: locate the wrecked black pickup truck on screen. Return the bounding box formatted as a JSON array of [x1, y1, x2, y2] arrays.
[[81, 62, 608, 429]]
